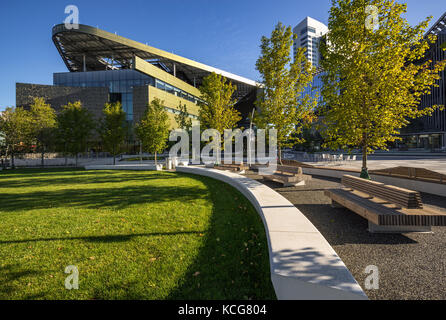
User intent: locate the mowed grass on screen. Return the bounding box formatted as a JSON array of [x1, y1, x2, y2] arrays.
[[0, 168, 276, 300]]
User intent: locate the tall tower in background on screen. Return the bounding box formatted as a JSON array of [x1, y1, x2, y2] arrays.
[[293, 17, 328, 68]]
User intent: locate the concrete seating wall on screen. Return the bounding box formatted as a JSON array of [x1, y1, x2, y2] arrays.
[[176, 166, 367, 300]]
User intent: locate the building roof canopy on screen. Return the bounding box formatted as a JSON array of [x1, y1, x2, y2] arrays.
[[52, 24, 258, 99]]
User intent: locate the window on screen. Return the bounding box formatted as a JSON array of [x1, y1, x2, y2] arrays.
[[165, 84, 174, 94], [300, 27, 316, 35], [156, 80, 165, 90]]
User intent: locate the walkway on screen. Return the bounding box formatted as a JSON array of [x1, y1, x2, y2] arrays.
[[244, 172, 446, 300]]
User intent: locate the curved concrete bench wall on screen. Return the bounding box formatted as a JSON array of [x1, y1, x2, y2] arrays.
[[176, 166, 367, 300], [85, 164, 159, 171], [303, 167, 446, 197]]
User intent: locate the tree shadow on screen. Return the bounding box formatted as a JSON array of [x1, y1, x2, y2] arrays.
[[0, 168, 175, 189], [0, 264, 45, 298], [0, 231, 206, 245], [0, 169, 276, 300], [272, 247, 364, 293], [166, 178, 276, 300], [0, 183, 208, 212]]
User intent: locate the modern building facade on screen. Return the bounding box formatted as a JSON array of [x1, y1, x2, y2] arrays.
[[293, 17, 328, 68], [294, 17, 328, 110], [400, 12, 446, 150], [16, 24, 258, 139]]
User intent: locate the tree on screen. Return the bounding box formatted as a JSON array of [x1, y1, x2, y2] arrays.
[[99, 101, 127, 165], [255, 22, 317, 164], [174, 101, 193, 131], [320, 0, 446, 178], [56, 101, 95, 167], [135, 98, 170, 165], [29, 97, 57, 167], [198, 72, 241, 133], [0, 107, 32, 168]]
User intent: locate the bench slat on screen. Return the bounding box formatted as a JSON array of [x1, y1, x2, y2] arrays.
[[325, 188, 446, 226], [342, 175, 423, 209]]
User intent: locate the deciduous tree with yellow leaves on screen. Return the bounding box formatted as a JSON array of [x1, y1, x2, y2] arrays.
[[255, 22, 317, 164], [320, 0, 446, 178]]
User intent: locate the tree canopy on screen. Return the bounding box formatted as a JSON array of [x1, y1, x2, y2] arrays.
[[198, 72, 241, 133], [319, 0, 446, 176], [0, 106, 33, 167], [99, 101, 127, 165], [57, 101, 95, 166], [29, 97, 57, 166], [135, 98, 170, 164], [255, 22, 317, 163], [174, 101, 193, 131]]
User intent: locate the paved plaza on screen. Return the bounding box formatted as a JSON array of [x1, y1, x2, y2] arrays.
[[298, 155, 446, 175], [244, 171, 446, 300]]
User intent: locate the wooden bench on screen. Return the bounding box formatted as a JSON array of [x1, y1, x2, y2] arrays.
[[214, 163, 249, 174], [324, 175, 446, 233], [257, 165, 312, 187]]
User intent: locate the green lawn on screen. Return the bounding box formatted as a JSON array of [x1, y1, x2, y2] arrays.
[[0, 168, 276, 300]]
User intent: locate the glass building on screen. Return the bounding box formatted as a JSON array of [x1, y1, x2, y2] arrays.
[[293, 17, 328, 68], [400, 12, 446, 150], [17, 23, 258, 134]]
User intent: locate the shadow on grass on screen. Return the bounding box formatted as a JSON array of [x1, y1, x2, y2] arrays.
[[0, 168, 176, 189], [0, 231, 206, 245], [0, 183, 208, 212], [166, 178, 276, 300], [0, 264, 45, 297], [0, 169, 277, 300]]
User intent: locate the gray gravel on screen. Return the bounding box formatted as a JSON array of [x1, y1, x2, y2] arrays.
[[244, 172, 446, 300]]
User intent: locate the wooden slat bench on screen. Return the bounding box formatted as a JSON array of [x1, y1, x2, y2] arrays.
[[214, 163, 249, 174], [257, 165, 312, 187], [249, 164, 268, 173], [324, 175, 446, 233]]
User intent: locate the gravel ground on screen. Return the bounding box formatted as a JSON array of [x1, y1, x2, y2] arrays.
[[244, 172, 446, 300]]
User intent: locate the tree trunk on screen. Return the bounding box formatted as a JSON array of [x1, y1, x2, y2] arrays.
[[362, 146, 367, 172], [360, 133, 370, 179], [139, 142, 142, 163], [41, 146, 45, 168], [11, 151, 15, 169], [113, 145, 116, 165], [75, 153, 78, 167], [278, 142, 282, 165], [155, 152, 157, 166]]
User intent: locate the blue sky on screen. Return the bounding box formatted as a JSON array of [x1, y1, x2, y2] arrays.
[[0, 0, 444, 110]]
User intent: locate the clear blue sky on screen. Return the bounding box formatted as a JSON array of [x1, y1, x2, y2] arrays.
[[0, 0, 444, 110]]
